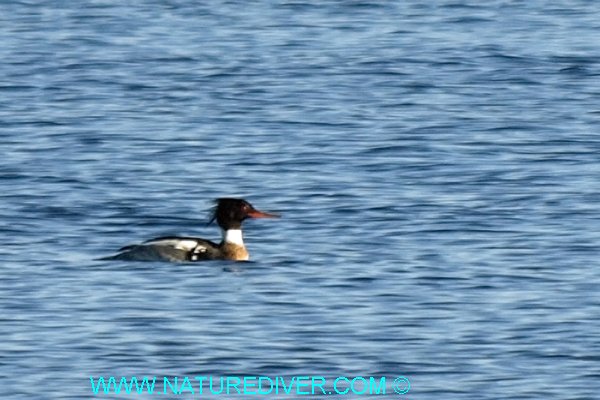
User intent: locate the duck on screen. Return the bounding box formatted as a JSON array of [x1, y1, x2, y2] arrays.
[[105, 198, 279, 262]]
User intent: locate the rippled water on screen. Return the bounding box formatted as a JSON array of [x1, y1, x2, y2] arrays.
[[1, 1, 600, 399]]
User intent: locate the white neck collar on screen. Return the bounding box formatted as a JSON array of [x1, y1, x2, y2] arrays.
[[222, 229, 244, 246]]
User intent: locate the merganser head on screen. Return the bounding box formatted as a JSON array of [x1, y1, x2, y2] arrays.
[[209, 198, 279, 230]]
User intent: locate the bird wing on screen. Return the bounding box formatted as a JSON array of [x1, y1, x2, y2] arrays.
[[111, 236, 220, 262]]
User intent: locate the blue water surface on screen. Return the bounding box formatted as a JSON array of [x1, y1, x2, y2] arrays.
[[1, 1, 599, 399]]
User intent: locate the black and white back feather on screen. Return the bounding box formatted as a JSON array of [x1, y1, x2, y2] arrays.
[[107, 236, 220, 262]]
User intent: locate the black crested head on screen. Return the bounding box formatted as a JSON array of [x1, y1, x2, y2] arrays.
[[208, 198, 279, 230]]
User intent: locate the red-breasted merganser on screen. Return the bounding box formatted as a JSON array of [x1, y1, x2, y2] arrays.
[[105, 198, 279, 262]]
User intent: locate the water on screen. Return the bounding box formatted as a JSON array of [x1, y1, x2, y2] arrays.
[[1, 1, 600, 399]]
